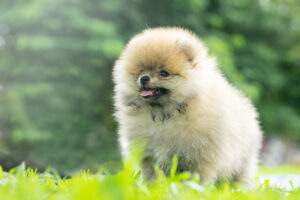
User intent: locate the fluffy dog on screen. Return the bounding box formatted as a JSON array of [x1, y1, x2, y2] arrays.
[[113, 27, 262, 187]]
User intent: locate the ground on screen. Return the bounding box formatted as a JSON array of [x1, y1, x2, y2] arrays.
[[0, 162, 299, 200]]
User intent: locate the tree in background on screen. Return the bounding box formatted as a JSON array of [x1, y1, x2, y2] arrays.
[[0, 0, 299, 173]]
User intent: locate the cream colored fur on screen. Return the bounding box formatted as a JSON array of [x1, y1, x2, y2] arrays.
[[113, 27, 262, 187]]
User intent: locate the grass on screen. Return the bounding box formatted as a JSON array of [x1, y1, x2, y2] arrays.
[[0, 159, 299, 200], [259, 165, 300, 174]]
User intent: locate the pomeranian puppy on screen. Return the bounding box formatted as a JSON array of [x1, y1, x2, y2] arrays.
[[113, 27, 262, 187]]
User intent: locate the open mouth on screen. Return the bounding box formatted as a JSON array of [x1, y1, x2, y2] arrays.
[[140, 87, 169, 99]]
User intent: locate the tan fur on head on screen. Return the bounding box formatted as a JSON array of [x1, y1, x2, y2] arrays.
[[113, 27, 262, 188]]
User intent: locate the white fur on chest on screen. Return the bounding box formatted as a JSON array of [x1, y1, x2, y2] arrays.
[[123, 113, 217, 171], [119, 106, 254, 181]]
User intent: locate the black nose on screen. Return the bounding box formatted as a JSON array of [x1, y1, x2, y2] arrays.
[[140, 76, 150, 85]]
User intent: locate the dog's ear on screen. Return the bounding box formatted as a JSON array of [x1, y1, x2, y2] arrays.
[[175, 39, 196, 62]]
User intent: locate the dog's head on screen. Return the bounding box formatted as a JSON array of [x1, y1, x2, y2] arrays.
[[113, 27, 216, 120]]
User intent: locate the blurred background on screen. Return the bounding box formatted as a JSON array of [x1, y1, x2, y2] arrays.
[[0, 0, 299, 174]]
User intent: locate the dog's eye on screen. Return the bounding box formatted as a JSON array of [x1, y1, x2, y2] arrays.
[[159, 70, 169, 77]]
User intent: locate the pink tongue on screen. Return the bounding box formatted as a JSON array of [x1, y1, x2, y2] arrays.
[[141, 90, 154, 97]]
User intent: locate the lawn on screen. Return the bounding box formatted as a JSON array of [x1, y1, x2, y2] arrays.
[[0, 160, 299, 200]]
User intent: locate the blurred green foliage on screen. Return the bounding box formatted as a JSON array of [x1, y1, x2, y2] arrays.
[[0, 0, 299, 173]]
